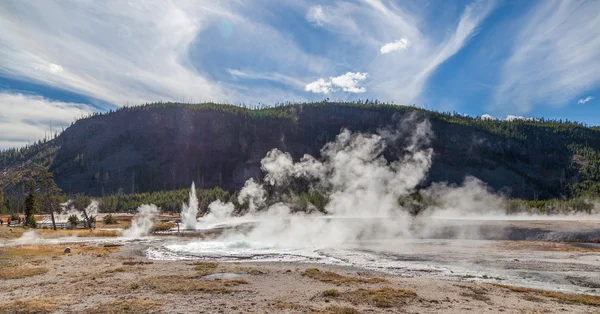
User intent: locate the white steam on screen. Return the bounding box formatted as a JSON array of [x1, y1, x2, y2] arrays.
[[181, 182, 199, 229], [200, 117, 482, 247], [123, 204, 159, 238]]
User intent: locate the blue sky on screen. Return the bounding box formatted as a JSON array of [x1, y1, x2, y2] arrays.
[[0, 0, 599, 148]]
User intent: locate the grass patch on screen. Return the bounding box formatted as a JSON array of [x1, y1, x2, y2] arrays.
[[0, 244, 120, 260], [345, 287, 417, 308], [317, 306, 361, 314], [36, 229, 120, 238], [84, 299, 163, 314], [0, 297, 59, 314], [143, 275, 243, 294], [494, 284, 600, 307], [0, 226, 26, 240], [303, 268, 387, 284], [0, 267, 48, 280], [266, 301, 309, 312], [193, 261, 219, 276], [152, 222, 175, 232], [323, 289, 340, 297]]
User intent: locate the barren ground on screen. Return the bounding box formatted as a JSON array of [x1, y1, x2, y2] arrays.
[[1, 239, 599, 314]]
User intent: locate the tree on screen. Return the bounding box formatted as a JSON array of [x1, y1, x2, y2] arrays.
[[73, 194, 95, 229], [67, 214, 79, 228], [0, 187, 4, 213], [24, 184, 38, 228], [39, 169, 63, 230]]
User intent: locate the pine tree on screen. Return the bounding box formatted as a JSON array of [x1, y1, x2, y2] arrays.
[[24, 185, 37, 228]]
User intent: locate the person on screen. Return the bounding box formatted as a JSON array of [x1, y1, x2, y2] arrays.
[[7, 217, 10, 226], [0, 218, 3, 226]]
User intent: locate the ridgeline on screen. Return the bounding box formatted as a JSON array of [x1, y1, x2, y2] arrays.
[[1, 101, 600, 212]]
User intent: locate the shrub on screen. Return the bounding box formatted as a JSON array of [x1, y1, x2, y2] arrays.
[[102, 214, 118, 225], [10, 213, 19, 221], [67, 214, 79, 227], [26, 215, 37, 228]]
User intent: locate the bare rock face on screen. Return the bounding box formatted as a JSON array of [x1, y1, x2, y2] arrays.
[[64, 247, 71, 254]]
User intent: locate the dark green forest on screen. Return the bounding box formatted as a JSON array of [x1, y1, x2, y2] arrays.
[[1, 101, 599, 215]]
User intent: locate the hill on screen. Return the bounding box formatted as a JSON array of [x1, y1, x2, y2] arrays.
[[1, 101, 600, 203]]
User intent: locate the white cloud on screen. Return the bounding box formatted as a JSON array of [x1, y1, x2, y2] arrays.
[[0, 92, 93, 149], [380, 38, 410, 54], [331, 72, 368, 93], [494, 1, 600, 113], [480, 114, 495, 120], [306, 72, 368, 94], [578, 96, 594, 104], [305, 78, 333, 94]]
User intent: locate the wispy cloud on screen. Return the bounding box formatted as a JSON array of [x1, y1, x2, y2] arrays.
[[380, 38, 410, 54], [306, 72, 368, 94], [0, 92, 93, 149], [0, 2, 239, 105], [227, 69, 305, 89], [578, 96, 594, 104], [339, 0, 495, 104], [493, 1, 600, 113]]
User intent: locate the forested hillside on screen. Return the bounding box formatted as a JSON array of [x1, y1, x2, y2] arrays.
[[1, 101, 600, 210]]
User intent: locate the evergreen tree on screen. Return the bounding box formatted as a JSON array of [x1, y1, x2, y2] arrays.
[[0, 187, 4, 213], [24, 184, 38, 228]]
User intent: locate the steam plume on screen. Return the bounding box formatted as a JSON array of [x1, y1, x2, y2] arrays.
[[123, 204, 159, 238], [181, 182, 199, 229]]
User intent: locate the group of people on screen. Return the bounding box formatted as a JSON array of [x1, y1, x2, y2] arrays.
[[0, 216, 22, 226]]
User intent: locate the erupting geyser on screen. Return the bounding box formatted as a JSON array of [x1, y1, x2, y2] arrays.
[[181, 182, 199, 229]]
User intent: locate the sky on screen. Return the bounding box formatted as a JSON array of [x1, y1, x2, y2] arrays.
[[0, 0, 599, 149]]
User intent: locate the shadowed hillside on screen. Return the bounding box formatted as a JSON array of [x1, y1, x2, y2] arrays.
[[2, 101, 600, 201]]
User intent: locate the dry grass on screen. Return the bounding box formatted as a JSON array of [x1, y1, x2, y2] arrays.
[[95, 220, 131, 229], [323, 289, 340, 297], [266, 301, 310, 312], [0, 226, 26, 240], [143, 275, 245, 294], [316, 306, 361, 314], [0, 267, 48, 280], [0, 244, 120, 260], [84, 299, 163, 314], [193, 261, 219, 276], [0, 297, 59, 314], [303, 268, 387, 285], [36, 229, 120, 238], [343, 287, 417, 308], [494, 284, 600, 307], [152, 222, 175, 232]]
